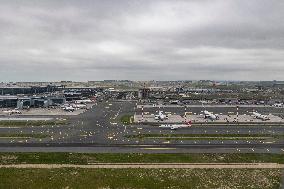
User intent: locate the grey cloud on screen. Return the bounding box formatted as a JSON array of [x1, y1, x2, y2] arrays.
[[0, 0, 284, 81]]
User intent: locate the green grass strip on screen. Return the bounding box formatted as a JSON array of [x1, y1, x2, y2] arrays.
[[0, 153, 284, 164]]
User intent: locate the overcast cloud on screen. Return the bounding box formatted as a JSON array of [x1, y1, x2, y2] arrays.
[[0, 0, 284, 81]]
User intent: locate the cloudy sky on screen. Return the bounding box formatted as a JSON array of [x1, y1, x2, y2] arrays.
[[0, 0, 284, 81]]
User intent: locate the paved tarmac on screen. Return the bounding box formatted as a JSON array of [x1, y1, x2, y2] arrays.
[[136, 105, 284, 116], [0, 100, 283, 153]]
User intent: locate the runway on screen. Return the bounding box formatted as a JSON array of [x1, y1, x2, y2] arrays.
[[0, 144, 283, 153]]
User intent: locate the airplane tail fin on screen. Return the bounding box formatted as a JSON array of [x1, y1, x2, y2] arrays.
[[186, 120, 192, 125], [202, 102, 206, 111]]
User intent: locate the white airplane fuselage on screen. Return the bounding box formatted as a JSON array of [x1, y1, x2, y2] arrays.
[[62, 106, 75, 112], [252, 112, 269, 121], [75, 99, 92, 104], [71, 104, 87, 109], [204, 110, 218, 120], [273, 103, 283, 108], [159, 122, 192, 130], [155, 111, 168, 121]]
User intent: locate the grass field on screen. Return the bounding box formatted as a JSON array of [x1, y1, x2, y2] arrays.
[[0, 168, 281, 189], [1, 153, 284, 164], [0, 120, 67, 126], [0, 134, 49, 139], [0, 153, 283, 188], [120, 115, 134, 125]]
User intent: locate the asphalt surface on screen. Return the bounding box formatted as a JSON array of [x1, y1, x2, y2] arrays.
[[136, 105, 284, 116], [0, 101, 283, 153]]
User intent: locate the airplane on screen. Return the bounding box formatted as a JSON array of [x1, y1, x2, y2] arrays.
[[62, 106, 76, 112], [203, 110, 219, 120], [201, 103, 219, 120], [154, 111, 168, 121], [159, 121, 192, 130], [273, 103, 283, 108], [252, 111, 270, 121], [75, 99, 92, 104], [71, 104, 87, 109], [2, 109, 22, 115]]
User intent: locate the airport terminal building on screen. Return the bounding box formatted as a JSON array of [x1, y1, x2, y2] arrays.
[[0, 95, 66, 109]]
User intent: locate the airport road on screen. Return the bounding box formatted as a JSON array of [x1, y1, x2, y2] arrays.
[[0, 100, 283, 153]]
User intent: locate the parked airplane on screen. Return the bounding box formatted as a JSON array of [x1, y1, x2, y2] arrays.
[[203, 110, 219, 120], [71, 104, 87, 109], [159, 121, 192, 130], [273, 103, 283, 108], [75, 99, 92, 104], [201, 104, 219, 120], [154, 111, 168, 121], [62, 106, 75, 112], [252, 111, 270, 121]]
